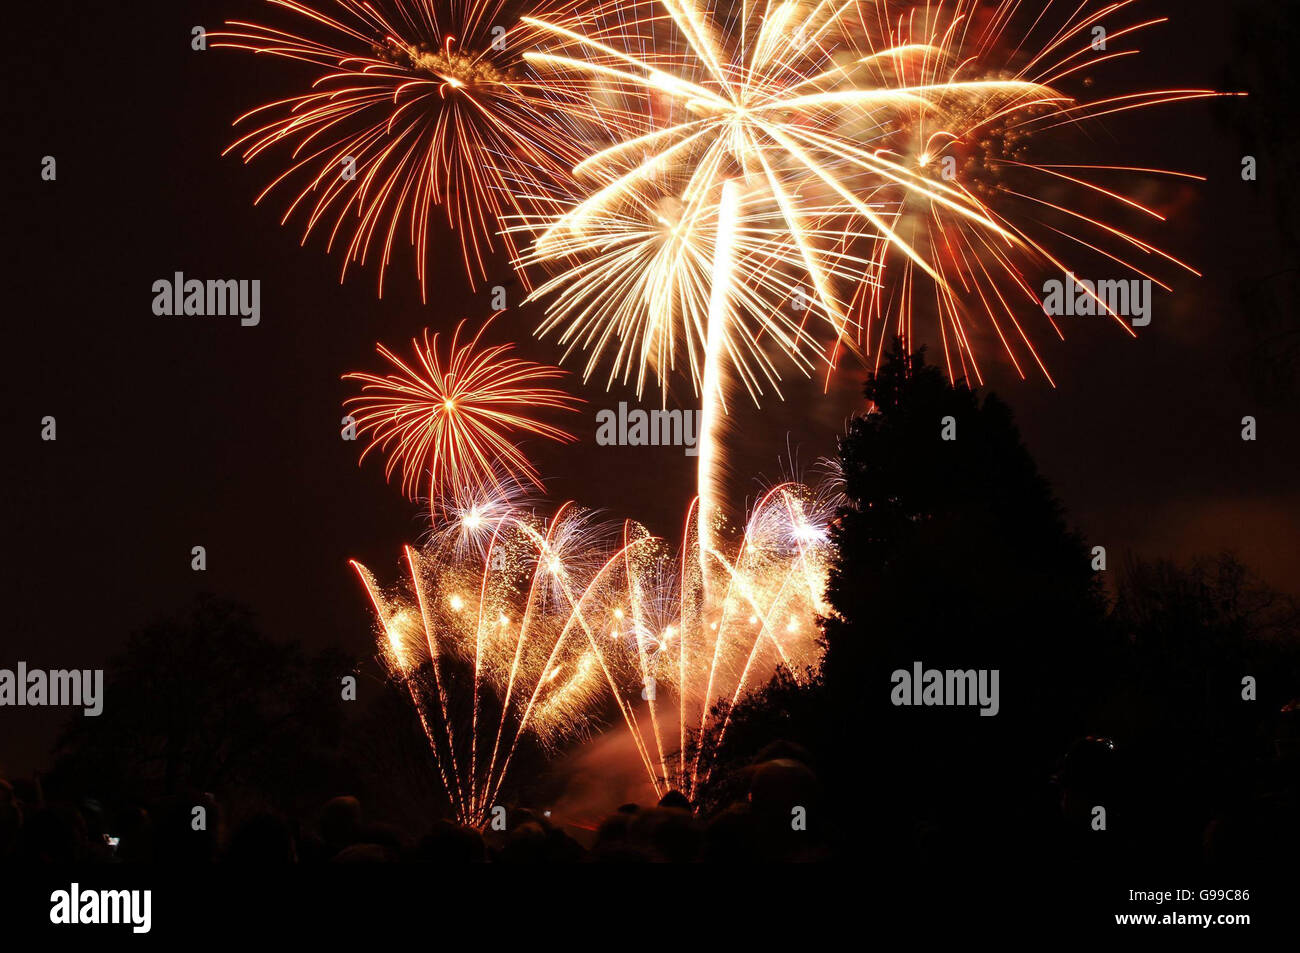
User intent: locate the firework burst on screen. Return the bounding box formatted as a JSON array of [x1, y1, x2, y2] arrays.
[[353, 501, 653, 826], [845, 0, 1237, 384], [514, 0, 1056, 392], [512, 0, 1048, 539], [343, 316, 580, 510], [604, 479, 839, 800], [354, 479, 836, 818], [516, 0, 880, 398], [514, 168, 881, 403], [517, 0, 1235, 391], [213, 0, 586, 296]]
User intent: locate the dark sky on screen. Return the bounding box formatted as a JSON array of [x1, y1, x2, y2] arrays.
[[5, 0, 1297, 775]]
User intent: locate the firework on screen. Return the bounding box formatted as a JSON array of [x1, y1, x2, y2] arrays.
[[514, 0, 902, 399], [343, 317, 580, 509], [603, 478, 839, 800], [513, 0, 1057, 391], [842, 0, 1236, 384], [512, 0, 1038, 540], [213, 0, 587, 296], [515, 170, 879, 398], [354, 472, 837, 819], [518, 0, 1233, 389], [353, 501, 653, 825]]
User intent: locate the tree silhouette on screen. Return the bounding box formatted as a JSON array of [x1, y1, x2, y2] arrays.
[[825, 338, 1110, 715], [704, 343, 1300, 869], [705, 341, 1115, 863], [51, 595, 356, 818], [1108, 553, 1300, 867], [827, 341, 1115, 857]]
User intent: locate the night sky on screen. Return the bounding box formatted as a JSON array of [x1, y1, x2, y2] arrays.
[[6, 0, 1297, 775]]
